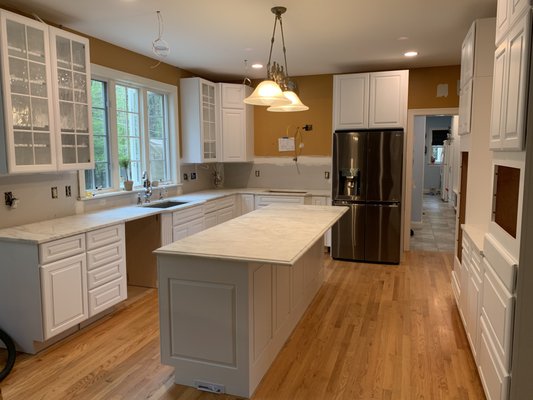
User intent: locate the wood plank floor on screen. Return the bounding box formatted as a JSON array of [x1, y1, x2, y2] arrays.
[[0, 252, 485, 400]]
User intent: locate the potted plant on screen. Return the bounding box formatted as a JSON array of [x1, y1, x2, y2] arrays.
[[119, 157, 134, 191]]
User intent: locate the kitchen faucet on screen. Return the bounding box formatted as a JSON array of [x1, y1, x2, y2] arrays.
[[142, 171, 152, 203]]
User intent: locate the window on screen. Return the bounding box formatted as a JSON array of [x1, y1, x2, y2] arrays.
[[80, 65, 178, 194], [429, 129, 449, 165]]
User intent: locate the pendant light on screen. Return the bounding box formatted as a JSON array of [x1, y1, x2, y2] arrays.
[[244, 7, 308, 112]]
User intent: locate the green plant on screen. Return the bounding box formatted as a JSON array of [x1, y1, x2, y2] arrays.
[[119, 157, 130, 180]]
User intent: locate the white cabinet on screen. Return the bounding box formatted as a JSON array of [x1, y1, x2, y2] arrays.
[[490, 11, 531, 151], [172, 204, 205, 240], [333, 70, 408, 130], [461, 23, 476, 87], [254, 194, 305, 209], [458, 80, 473, 135], [40, 252, 88, 340], [204, 195, 236, 229], [495, 0, 531, 44], [49, 27, 93, 170], [180, 77, 218, 163], [240, 194, 254, 215], [0, 10, 56, 174], [219, 83, 254, 162], [311, 196, 332, 247]]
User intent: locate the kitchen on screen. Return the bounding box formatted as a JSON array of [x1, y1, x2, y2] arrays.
[[0, 0, 531, 399]]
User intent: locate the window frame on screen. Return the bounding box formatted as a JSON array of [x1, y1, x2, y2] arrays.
[[79, 64, 180, 195]]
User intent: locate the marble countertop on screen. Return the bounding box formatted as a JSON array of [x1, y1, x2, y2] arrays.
[[155, 204, 347, 265], [0, 188, 331, 244]]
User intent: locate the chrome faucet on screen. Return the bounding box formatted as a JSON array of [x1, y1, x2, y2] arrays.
[[142, 171, 152, 203]]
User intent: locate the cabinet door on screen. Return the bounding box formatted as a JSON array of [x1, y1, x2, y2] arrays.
[[240, 194, 254, 215], [201, 80, 217, 161], [500, 12, 530, 150], [221, 83, 244, 109], [461, 22, 476, 86], [490, 40, 507, 148], [172, 225, 188, 241], [187, 218, 205, 236], [217, 206, 235, 225], [333, 74, 368, 130], [369, 71, 407, 128], [204, 212, 217, 229], [458, 75, 473, 135], [0, 10, 56, 173], [466, 269, 482, 360], [221, 108, 245, 162], [496, 0, 510, 45], [40, 253, 88, 340], [50, 27, 93, 170]]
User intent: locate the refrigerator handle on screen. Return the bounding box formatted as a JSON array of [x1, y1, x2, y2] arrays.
[[356, 169, 361, 196]]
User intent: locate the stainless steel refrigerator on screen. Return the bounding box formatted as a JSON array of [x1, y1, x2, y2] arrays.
[[331, 129, 403, 264]]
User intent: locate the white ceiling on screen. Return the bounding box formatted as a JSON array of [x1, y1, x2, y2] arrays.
[[1, 0, 497, 81]]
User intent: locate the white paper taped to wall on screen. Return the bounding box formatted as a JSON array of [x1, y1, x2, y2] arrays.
[[437, 84, 449, 98], [278, 137, 295, 152]]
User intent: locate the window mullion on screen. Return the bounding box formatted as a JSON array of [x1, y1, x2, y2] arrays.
[[108, 79, 121, 190]]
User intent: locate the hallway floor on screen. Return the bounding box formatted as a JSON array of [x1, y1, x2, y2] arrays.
[[410, 194, 456, 252]]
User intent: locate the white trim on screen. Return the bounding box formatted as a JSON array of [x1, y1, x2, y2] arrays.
[[404, 108, 459, 251]]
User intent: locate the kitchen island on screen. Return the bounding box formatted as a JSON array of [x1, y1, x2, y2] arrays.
[[155, 204, 347, 397]]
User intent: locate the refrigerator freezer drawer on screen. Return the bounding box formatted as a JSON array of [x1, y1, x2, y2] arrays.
[[365, 203, 401, 263], [332, 204, 365, 261]]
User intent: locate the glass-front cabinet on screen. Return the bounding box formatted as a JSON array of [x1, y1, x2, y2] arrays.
[[50, 27, 93, 170], [0, 10, 56, 173]]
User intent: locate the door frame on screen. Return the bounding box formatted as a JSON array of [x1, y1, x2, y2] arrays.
[[403, 108, 458, 251]]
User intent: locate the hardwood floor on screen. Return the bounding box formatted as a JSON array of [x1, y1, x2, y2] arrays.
[[0, 252, 485, 400]]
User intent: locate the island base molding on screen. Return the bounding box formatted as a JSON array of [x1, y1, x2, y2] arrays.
[[158, 239, 325, 398]]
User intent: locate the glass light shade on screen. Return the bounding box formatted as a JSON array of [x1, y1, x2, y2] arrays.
[[243, 80, 291, 106], [267, 90, 309, 112]]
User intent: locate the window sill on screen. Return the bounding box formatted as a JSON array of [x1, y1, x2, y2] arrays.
[[78, 183, 181, 202]]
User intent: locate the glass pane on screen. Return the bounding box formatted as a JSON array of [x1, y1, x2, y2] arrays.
[[31, 97, 50, 130], [57, 68, 73, 101], [129, 138, 141, 161], [61, 134, 76, 163], [9, 57, 29, 94], [127, 113, 139, 137], [11, 94, 31, 129], [91, 80, 105, 108], [149, 139, 164, 160], [92, 109, 106, 135], [116, 111, 127, 137], [76, 134, 90, 163], [55, 36, 71, 69], [148, 91, 163, 116], [75, 104, 88, 132], [86, 162, 111, 189], [115, 85, 126, 110], [29, 61, 47, 97], [127, 87, 139, 112], [93, 134, 108, 162], [59, 101, 75, 131], [150, 160, 165, 182], [26, 26, 45, 63], [72, 41, 86, 72], [34, 132, 51, 164], [73, 73, 87, 103], [14, 131, 34, 165], [6, 20, 27, 58]]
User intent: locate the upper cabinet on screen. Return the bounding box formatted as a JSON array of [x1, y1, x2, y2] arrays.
[[50, 28, 93, 170], [490, 11, 531, 150], [180, 77, 218, 163], [0, 10, 56, 174], [333, 70, 408, 131], [495, 0, 531, 44], [218, 83, 254, 163], [0, 9, 93, 174]]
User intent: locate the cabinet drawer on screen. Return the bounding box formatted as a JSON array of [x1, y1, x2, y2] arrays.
[[255, 195, 305, 209], [40, 234, 85, 265], [478, 317, 510, 400], [482, 260, 515, 369], [86, 224, 124, 250], [87, 241, 124, 271], [173, 204, 205, 226], [88, 276, 127, 317], [483, 233, 517, 292], [87, 259, 125, 290], [204, 196, 235, 213]]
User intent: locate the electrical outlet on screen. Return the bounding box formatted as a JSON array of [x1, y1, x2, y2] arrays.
[[324, 171, 330, 179], [303, 124, 313, 131], [255, 170, 260, 177], [51, 187, 58, 199], [190, 172, 197, 180], [183, 173, 189, 181], [65, 185, 72, 197]]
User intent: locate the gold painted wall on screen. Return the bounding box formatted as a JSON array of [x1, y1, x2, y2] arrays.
[[254, 74, 333, 156], [254, 66, 461, 156]]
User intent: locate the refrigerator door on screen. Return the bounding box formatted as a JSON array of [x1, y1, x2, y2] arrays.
[[366, 130, 403, 202], [365, 203, 401, 263], [331, 203, 365, 261], [332, 131, 367, 201]]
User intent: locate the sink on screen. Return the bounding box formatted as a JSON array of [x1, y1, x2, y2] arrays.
[[266, 189, 307, 194], [143, 201, 189, 209]]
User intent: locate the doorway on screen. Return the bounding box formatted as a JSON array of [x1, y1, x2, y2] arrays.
[[403, 108, 459, 252]]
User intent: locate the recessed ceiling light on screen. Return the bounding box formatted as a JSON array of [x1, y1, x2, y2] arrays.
[[404, 51, 418, 57], [251, 63, 263, 69], [397, 36, 408, 41]]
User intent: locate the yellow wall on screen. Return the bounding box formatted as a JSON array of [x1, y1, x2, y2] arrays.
[[254, 66, 461, 156]]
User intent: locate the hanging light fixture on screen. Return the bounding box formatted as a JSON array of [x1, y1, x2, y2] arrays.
[[244, 6, 308, 112]]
